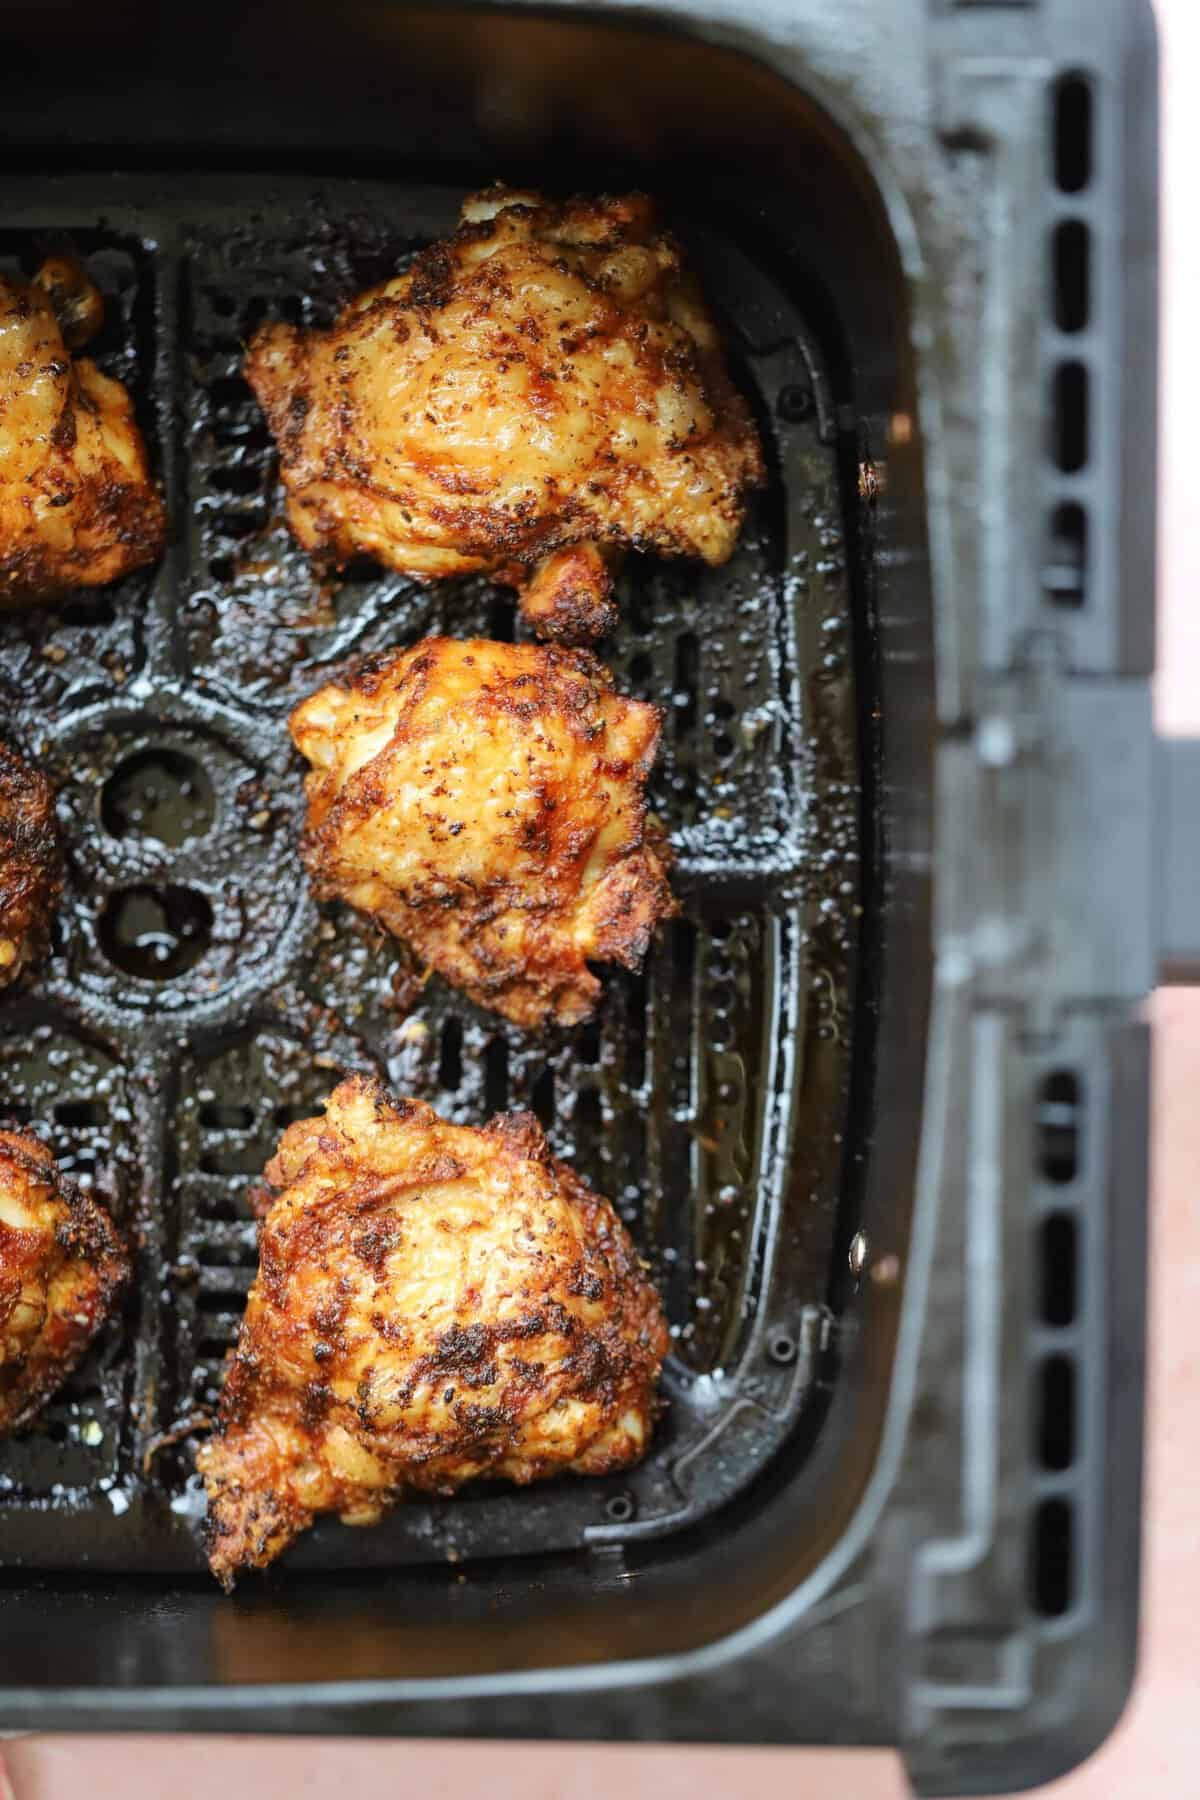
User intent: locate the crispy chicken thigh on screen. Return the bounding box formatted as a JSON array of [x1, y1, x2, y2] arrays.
[[0, 256, 165, 602], [246, 186, 764, 642], [290, 637, 676, 1028], [198, 1076, 669, 1587], [0, 738, 62, 991], [0, 1129, 128, 1433]]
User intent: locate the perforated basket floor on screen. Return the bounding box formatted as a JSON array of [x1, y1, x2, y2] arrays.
[[0, 175, 860, 1575]]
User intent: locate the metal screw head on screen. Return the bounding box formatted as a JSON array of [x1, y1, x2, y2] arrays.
[[605, 1493, 636, 1524], [849, 1231, 869, 1278], [777, 384, 814, 423]]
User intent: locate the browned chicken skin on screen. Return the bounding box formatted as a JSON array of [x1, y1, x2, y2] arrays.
[[289, 637, 676, 1029], [0, 1129, 128, 1433], [246, 186, 764, 642], [0, 738, 62, 990], [198, 1076, 669, 1588], [0, 255, 165, 602]]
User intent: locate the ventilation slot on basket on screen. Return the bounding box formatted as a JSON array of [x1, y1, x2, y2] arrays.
[[573, 1085, 603, 1152], [669, 626, 701, 826], [1037, 1354, 1076, 1471], [623, 969, 648, 1091], [1053, 75, 1093, 194], [486, 594, 516, 642], [199, 1133, 266, 1178], [274, 1103, 319, 1130], [1030, 1048, 1083, 1625], [209, 464, 262, 497], [1031, 1497, 1074, 1616], [1040, 1212, 1078, 1326], [195, 1285, 250, 1358], [1053, 221, 1090, 333], [438, 1016, 463, 1092], [54, 1099, 105, 1129], [1037, 1069, 1081, 1183], [1043, 503, 1088, 608], [1051, 364, 1088, 474], [483, 1036, 509, 1117], [198, 1102, 255, 1133], [1046, 72, 1094, 616], [530, 1065, 556, 1130]]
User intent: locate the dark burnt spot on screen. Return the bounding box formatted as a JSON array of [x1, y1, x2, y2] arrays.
[[407, 246, 455, 311], [562, 1333, 623, 1393], [544, 1300, 576, 1336], [369, 1309, 408, 1346], [299, 1379, 333, 1429], [49, 406, 77, 452], [435, 1322, 491, 1367], [569, 1268, 605, 1302], [351, 1219, 403, 1273], [454, 1401, 508, 1439], [311, 1287, 350, 1337]]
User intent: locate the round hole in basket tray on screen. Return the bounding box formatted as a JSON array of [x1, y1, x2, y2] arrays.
[[97, 883, 214, 980], [100, 748, 215, 847]]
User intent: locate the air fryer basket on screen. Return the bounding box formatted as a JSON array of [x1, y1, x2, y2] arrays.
[[0, 2, 1159, 1795], [0, 175, 861, 1571]]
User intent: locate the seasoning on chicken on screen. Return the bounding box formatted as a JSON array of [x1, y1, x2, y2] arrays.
[[289, 637, 676, 1029], [0, 254, 166, 602], [0, 1128, 128, 1433], [0, 738, 62, 991], [246, 186, 764, 643], [197, 1075, 669, 1588]]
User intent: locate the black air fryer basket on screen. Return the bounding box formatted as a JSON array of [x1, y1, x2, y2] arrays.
[[0, 1, 1180, 1793]]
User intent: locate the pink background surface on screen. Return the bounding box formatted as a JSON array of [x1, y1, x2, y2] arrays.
[[5, 1, 1196, 1792]]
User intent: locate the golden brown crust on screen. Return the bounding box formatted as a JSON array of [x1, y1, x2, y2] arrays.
[[245, 185, 764, 640], [197, 1076, 669, 1588], [289, 636, 677, 1029], [0, 265, 166, 604], [0, 1128, 128, 1433], [0, 738, 62, 991], [518, 542, 621, 645]]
